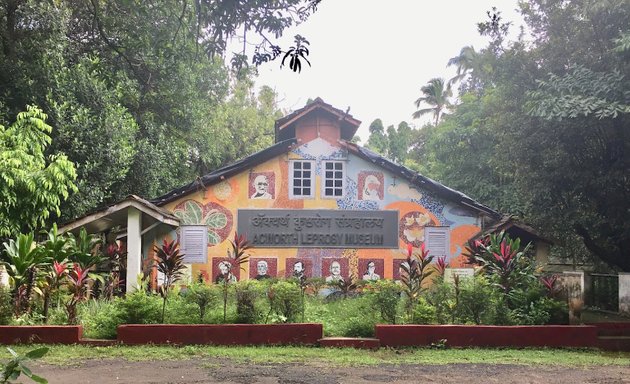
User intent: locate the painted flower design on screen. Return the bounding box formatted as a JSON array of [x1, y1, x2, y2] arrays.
[[173, 200, 233, 246]]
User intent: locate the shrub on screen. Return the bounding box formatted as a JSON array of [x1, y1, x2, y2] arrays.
[[0, 287, 11, 325], [410, 297, 436, 324], [80, 299, 122, 339], [235, 281, 263, 324], [268, 280, 302, 323], [457, 275, 496, 324], [427, 280, 457, 324], [116, 290, 161, 324], [368, 280, 401, 324], [184, 282, 218, 323]]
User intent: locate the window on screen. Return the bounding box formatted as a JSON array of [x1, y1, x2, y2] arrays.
[[322, 161, 344, 198], [180, 225, 207, 264], [290, 161, 314, 198], [424, 227, 449, 258]]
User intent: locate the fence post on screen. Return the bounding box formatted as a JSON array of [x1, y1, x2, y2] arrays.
[[619, 273, 630, 314]]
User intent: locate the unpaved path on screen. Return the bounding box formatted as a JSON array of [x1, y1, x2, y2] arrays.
[[25, 358, 630, 384]]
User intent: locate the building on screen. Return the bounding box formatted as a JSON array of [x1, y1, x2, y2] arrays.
[[60, 98, 546, 291]]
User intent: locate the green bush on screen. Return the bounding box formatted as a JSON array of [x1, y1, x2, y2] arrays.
[[368, 280, 401, 324], [0, 287, 12, 325], [183, 283, 218, 323], [457, 276, 496, 324], [235, 281, 263, 324], [410, 297, 436, 324], [79, 299, 122, 339], [427, 280, 457, 324], [115, 291, 161, 324], [269, 281, 302, 323]]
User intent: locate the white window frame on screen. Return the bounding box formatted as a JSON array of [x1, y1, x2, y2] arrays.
[[424, 226, 450, 258], [289, 160, 315, 199], [179, 225, 208, 264], [321, 160, 345, 199]]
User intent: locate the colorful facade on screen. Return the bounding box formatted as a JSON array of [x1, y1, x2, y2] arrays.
[[143, 98, 500, 284]]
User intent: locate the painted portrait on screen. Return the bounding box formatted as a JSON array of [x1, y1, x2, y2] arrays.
[[249, 171, 275, 199], [322, 258, 349, 283], [249, 258, 277, 280], [392, 259, 407, 280], [358, 171, 384, 201], [285, 258, 313, 279], [212, 257, 240, 284], [359, 259, 384, 281]]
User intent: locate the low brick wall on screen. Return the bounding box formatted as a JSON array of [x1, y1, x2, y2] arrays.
[[0, 326, 83, 345], [375, 325, 599, 348], [117, 323, 323, 345]]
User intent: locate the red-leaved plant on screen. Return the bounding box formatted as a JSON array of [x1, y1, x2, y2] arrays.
[[540, 274, 560, 298], [154, 239, 186, 323], [220, 233, 252, 322], [400, 243, 434, 320], [434, 256, 448, 278], [66, 264, 91, 324]]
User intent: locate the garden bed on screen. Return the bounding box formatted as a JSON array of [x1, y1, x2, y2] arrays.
[[375, 324, 599, 348], [0, 325, 83, 345], [117, 323, 323, 345]]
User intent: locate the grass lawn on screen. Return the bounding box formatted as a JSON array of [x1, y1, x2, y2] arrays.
[[1, 345, 630, 367]]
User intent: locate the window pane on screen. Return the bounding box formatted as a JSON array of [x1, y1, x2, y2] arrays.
[[303, 180, 311, 187], [326, 171, 333, 178], [325, 188, 333, 195], [325, 180, 333, 187], [295, 179, 302, 187], [335, 189, 342, 196], [335, 180, 342, 187], [303, 170, 311, 178], [303, 187, 311, 195], [293, 170, 300, 178], [335, 171, 342, 178], [335, 163, 342, 170], [294, 162, 302, 169], [293, 188, 301, 195], [303, 162, 310, 169]]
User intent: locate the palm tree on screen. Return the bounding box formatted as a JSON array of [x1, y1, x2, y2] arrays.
[[447, 45, 478, 86], [412, 78, 452, 126]]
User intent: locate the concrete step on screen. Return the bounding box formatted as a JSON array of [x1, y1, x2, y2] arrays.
[[79, 338, 119, 346], [318, 337, 380, 349], [597, 336, 630, 352]]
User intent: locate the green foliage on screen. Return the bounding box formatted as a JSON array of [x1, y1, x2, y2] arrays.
[[268, 281, 303, 323], [413, 78, 452, 125], [115, 291, 161, 325], [367, 279, 401, 324], [1, 347, 48, 384], [184, 283, 218, 323], [413, 0, 630, 271], [410, 297, 436, 325], [0, 106, 77, 237], [79, 299, 123, 339], [0, 287, 11, 325], [235, 281, 263, 324]]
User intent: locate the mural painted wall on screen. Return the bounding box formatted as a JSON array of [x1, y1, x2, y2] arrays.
[[154, 132, 481, 283]]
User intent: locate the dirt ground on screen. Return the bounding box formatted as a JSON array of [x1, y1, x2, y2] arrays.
[[26, 358, 630, 384]]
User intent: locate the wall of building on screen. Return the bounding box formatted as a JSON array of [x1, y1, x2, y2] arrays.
[[154, 129, 481, 283]]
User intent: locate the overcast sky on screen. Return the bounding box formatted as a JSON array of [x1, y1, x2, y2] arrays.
[[252, 0, 524, 143]]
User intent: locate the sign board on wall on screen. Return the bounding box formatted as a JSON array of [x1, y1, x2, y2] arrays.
[[444, 268, 475, 283], [237, 209, 399, 248]]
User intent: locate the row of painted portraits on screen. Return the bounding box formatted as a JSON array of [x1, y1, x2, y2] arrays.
[[249, 171, 384, 200], [209, 257, 417, 284]]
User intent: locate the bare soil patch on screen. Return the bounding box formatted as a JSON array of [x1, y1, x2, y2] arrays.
[[27, 358, 630, 384]]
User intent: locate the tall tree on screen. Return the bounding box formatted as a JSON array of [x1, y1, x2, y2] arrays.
[[412, 78, 453, 126], [0, 106, 77, 237], [366, 118, 388, 154]]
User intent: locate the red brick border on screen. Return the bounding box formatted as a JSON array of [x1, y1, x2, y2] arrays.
[[117, 323, 323, 345], [0, 326, 83, 345], [375, 325, 599, 348]]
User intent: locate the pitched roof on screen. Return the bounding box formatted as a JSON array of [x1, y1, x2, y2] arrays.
[[58, 194, 179, 234], [151, 138, 298, 206], [341, 141, 501, 218], [274, 97, 361, 142], [470, 215, 554, 245], [151, 135, 500, 219]]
